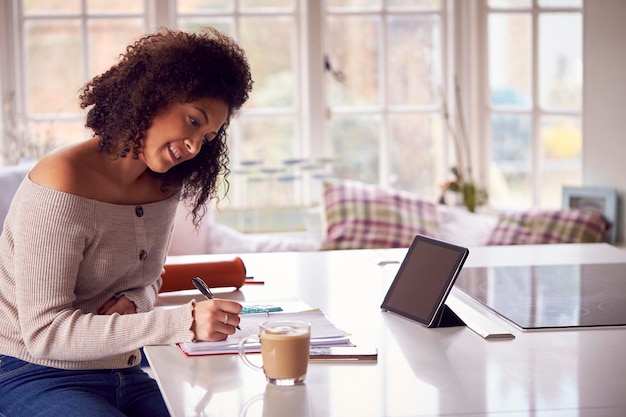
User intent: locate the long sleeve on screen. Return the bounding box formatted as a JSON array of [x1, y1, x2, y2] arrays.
[[119, 275, 163, 313], [0, 178, 195, 369]]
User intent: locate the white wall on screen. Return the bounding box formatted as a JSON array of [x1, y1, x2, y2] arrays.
[[583, 0, 626, 243]]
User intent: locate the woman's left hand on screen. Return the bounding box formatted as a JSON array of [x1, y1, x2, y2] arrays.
[[98, 296, 137, 315]]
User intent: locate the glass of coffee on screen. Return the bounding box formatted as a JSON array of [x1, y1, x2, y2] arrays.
[[238, 320, 311, 386]]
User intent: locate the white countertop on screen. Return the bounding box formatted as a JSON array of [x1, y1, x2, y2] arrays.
[[147, 243, 626, 416]]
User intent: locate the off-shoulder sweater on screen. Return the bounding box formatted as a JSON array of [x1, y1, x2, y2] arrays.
[[0, 178, 195, 370]]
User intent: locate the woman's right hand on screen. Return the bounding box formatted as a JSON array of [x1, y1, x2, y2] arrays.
[[192, 299, 242, 342], [97, 295, 137, 315]]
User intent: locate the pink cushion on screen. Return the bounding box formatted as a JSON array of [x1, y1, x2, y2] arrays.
[[321, 180, 440, 250], [485, 209, 611, 245]]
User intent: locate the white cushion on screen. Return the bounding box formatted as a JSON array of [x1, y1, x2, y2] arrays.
[[168, 202, 320, 255], [168, 202, 214, 255], [436, 204, 498, 247]]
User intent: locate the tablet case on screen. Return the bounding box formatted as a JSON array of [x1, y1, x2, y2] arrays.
[[381, 234, 469, 328]]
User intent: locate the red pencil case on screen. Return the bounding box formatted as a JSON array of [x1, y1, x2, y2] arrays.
[[160, 256, 247, 293]]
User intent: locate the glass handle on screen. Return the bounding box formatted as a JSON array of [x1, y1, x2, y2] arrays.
[[238, 335, 263, 371]]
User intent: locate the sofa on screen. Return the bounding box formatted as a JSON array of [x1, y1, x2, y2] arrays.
[[1, 165, 613, 254], [316, 179, 612, 249]]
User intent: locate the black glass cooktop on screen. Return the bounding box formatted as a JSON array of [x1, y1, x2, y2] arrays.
[[455, 263, 626, 330]]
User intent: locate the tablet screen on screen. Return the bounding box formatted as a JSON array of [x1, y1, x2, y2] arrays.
[[380, 235, 469, 327]]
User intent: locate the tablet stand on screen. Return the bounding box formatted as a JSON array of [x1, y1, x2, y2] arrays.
[[430, 303, 465, 327], [445, 292, 515, 339]]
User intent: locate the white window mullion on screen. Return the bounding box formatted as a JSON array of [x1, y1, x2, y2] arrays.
[[289, 0, 304, 204], [305, 1, 328, 162], [147, 0, 174, 30], [433, 3, 451, 192], [380, 9, 389, 188], [475, 0, 490, 189], [13, 0, 25, 124], [0, 1, 18, 164], [81, 0, 90, 84], [460, 0, 489, 187], [531, 2, 541, 207], [446, 0, 476, 188]]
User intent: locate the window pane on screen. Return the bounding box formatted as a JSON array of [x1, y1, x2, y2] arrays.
[[327, 0, 382, 8], [23, 0, 80, 14], [490, 114, 532, 207], [4, 119, 86, 165], [539, 116, 582, 207], [539, 13, 582, 111], [240, 117, 295, 167], [488, 0, 531, 8], [389, 113, 442, 198], [489, 13, 532, 108], [178, 0, 233, 13], [538, 0, 582, 8], [24, 19, 83, 115], [327, 16, 380, 107], [239, 171, 295, 208], [330, 116, 380, 183], [178, 18, 233, 36], [86, 0, 143, 13], [388, 0, 441, 9], [388, 15, 441, 106], [32, 119, 87, 149], [240, 0, 293, 9], [240, 17, 295, 108], [236, 118, 295, 207], [88, 19, 144, 78]]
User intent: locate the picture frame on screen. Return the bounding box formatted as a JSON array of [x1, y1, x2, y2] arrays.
[[562, 186, 619, 244]]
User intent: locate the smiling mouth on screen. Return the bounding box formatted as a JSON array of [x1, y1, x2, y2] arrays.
[[168, 143, 181, 160]]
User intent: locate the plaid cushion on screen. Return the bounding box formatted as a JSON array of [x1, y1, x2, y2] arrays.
[[485, 208, 611, 245], [320, 180, 440, 250]]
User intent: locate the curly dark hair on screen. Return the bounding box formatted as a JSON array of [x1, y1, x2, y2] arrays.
[[79, 27, 253, 225]]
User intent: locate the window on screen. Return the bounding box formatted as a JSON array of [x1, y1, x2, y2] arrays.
[[1, 0, 148, 164], [324, 0, 447, 199], [178, 1, 311, 210], [0, 0, 584, 231], [1, 0, 452, 231], [484, 0, 583, 209]]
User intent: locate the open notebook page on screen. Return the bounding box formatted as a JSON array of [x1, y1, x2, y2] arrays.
[[178, 309, 351, 356]]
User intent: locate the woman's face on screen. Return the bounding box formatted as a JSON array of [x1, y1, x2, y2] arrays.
[[141, 97, 229, 173]]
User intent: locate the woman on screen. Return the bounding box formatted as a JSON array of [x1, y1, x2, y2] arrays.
[[0, 27, 253, 417]]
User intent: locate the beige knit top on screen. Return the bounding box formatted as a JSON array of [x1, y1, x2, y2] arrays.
[[0, 178, 195, 370]]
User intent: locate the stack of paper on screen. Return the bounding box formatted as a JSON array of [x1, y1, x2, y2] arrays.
[[178, 309, 352, 356]]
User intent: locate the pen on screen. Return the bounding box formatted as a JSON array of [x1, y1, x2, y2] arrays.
[[192, 276, 241, 330]]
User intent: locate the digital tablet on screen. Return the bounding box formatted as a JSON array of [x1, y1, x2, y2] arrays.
[[381, 234, 469, 327]]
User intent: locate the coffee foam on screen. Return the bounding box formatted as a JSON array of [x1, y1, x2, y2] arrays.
[[265, 325, 308, 336]]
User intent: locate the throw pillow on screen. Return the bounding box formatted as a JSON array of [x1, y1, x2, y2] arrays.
[[320, 179, 440, 250], [437, 204, 499, 247], [485, 208, 611, 245]]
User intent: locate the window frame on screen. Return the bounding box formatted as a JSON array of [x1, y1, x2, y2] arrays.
[[0, 0, 154, 164], [172, 1, 316, 208], [1, 1, 450, 198], [0, 0, 585, 213], [474, 0, 584, 209], [323, 1, 453, 196]]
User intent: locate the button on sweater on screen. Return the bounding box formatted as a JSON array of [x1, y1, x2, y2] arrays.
[[0, 178, 195, 369]]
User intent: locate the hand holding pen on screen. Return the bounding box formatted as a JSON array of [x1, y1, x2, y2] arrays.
[[192, 276, 241, 330]]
